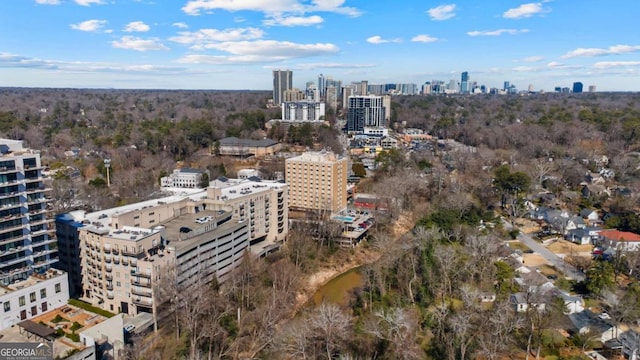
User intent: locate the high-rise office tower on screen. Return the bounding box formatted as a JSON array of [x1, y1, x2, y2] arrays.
[[318, 74, 326, 98], [460, 72, 469, 94], [503, 81, 510, 91], [272, 69, 292, 106], [588, 85, 596, 93], [325, 86, 338, 111], [572, 82, 583, 93], [286, 151, 348, 214], [347, 95, 386, 133]]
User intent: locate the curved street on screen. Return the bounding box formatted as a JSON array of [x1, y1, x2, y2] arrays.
[[503, 219, 586, 282]]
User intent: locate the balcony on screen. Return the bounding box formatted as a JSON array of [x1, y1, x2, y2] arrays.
[[132, 297, 153, 307], [24, 186, 45, 194], [107, 292, 114, 300], [0, 202, 22, 211], [0, 246, 22, 256], [111, 247, 119, 255], [121, 258, 129, 266], [26, 197, 46, 206], [105, 273, 113, 280], [28, 208, 48, 216], [132, 288, 152, 297], [104, 255, 112, 263], [113, 257, 119, 265], [31, 237, 56, 247], [32, 248, 57, 258], [129, 259, 137, 267], [30, 228, 54, 237], [0, 234, 26, 246], [0, 223, 26, 235], [105, 265, 112, 273], [121, 248, 144, 257], [131, 269, 151, 278], [28, 218, 52, 227], [0, 257, 26, 268], [0, 167, 20, 175], [106, 283, 113, 291], [35, 258, 56, 267], [131, 279, 152, 288]]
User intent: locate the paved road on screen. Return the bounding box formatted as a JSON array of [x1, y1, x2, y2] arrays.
[[503, 219, 586, 281]]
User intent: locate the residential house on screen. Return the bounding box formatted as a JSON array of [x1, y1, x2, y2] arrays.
[[598, 229, 640, 252], [579, 209, 600, 224], [510, 292, 547, 313], [568, 310, 621, 343], [566, 228, 592, 245], [554, 290, 585, 314]]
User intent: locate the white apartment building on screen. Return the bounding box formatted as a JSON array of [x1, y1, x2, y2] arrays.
[[160, 168, 209, 189], [281, 100, 325, 122], [0, 269, 69, 330]]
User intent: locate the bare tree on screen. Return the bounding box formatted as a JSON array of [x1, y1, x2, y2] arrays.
[[364, 307, 421, 360], [309, 303, 351, 359]]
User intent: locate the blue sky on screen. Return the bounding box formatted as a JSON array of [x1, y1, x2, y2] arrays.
[[0, 0, 639, 91]]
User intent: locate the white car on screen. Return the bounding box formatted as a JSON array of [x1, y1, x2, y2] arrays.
[[124, 324, 136, 332]]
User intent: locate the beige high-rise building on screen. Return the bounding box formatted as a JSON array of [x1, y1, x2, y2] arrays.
[[285, 151, 348, 214]]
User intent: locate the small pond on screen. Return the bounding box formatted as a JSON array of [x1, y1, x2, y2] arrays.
[[309, 267, 364, 307]]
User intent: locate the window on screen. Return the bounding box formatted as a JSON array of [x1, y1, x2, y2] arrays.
[[29, 292, 36, 303], [19, 296, 25, 307], [55, 283, 61, 293], [4, 301, 11, 312], [40, 288, 46, 298], [116, 281, 121, 287]]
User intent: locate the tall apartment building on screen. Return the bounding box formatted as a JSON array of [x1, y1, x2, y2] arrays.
[[282, 100, 326, 122], [285, 151, 348, 214], [0, 139, 57, 284], [283, 88, 305, 102], [57, 178, 288, 303], [347, 95, 387, 133], [206, 178, 288, 249], [342, 85, 355, 109], [78, 210, 249, 316], [0, 138, 68, 329], [325, 86, 338, 111], [273, 69, 293, 105], [318, 74, 326, 98]]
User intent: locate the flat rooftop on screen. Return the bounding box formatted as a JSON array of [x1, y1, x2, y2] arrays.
[[210, 178, 286, 201], [0, 269, 66, 296], [161, 210, 245, 254]]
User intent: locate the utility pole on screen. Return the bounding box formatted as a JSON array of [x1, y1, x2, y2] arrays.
[[104, 159, 111, 187]]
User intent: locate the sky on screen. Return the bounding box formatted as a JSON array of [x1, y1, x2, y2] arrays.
[[1, 0, 639, 91]]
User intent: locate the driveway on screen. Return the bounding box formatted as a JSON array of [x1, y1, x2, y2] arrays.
[[503, 219, 586, 281]]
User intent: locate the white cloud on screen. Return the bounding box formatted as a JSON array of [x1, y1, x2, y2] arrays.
[[411, 34, 439, 43], [172, 22, 189, 29], [263, 15, 324, 27], [70, 19, 108, 32], [561, 45, 640, 59], [546, 61, 581, 70], [366, 35, 401, 44], [427, 4, 456, 21], [182, 0, 360, 17], [112, 36, 169, 51], [467, 29, 529, 36], [35, 0, 60, 4], [593, 61, 640, 70], [366, 36, 386, 44], [503, 3, 545, 19], [287, 62, 375, 70], [74, 0, 105, 6], [522, 56, 544, 62], [170, 28, 264, 49], [124, 21, 150, 32], [177, 40, 338, 64]]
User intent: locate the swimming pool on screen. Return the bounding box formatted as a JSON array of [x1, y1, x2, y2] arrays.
[[333, 215, 355, 223]]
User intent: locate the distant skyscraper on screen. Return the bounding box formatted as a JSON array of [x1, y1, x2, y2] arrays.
[[572, 82, 583, 93], [528, 84, 534, 92], [325, 86, 338, 111], [272, 69, 292, 105], [460, 72, 469, 94], [588, 85, 596, 93], [318, 74, 326, 98], [503, 81, 510, 91]]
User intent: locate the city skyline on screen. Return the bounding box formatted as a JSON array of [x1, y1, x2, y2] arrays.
[[0, 1, 639, 91]]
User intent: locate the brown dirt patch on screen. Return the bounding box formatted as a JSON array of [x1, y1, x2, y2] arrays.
[[522, 254, 547, 267], [546, 239, 593, 255]]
